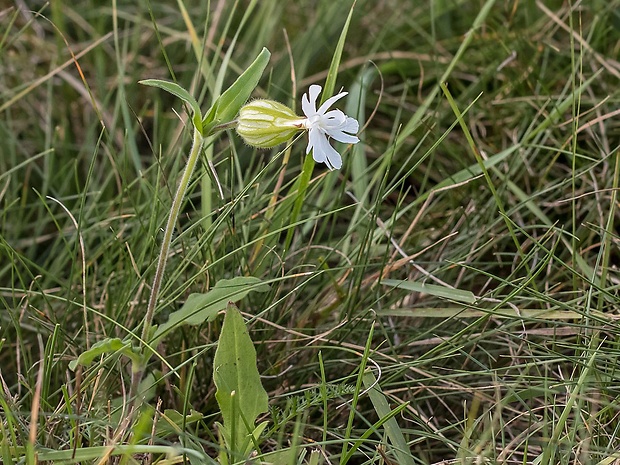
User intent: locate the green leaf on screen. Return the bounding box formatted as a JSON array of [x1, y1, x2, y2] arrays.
[[259, 449, 296, 465], [243, 420, 269, 457], [153, 276, 269, 341], [381, 279, 476, 304], [215, 422, 230, 465], [214, 303, 269, 458], [69, 337, 141, 371], [201, 101, 219, 132], [322, 1, 356, 101], [362, 370, 415, 465], [346, 66, 375, 201], [202, 47, 271, 132], [155, 409, 204, 438], [139, 79, 203, 133]]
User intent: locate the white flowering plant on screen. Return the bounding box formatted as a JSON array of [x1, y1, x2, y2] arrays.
[[237, 84, 360, 170], [78, 44, 362, 464]]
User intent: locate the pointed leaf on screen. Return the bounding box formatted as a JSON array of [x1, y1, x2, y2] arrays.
[[381, 279, 476, 304], [202, 47, 271, 131], [69, 337, 141, 371], [322, 1, 356, 101], [363, 370, 415, 465], [201, 100, 219, 132], [139, 79, 203, 133], [214, 303, 268, 456], [155, 409, 204, 438], [244, 420, 269, 457], [153, 277, 269, 341]]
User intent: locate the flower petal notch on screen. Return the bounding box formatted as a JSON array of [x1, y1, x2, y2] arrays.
[[301, 84, 359, 170]]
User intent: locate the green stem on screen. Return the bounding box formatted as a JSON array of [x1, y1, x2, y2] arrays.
[[201, 142, 212, 232], [128, 120, 235, 419], [142, 126, 204, 344], [213, 120, 238, 131], [126, 125, 204, 418]]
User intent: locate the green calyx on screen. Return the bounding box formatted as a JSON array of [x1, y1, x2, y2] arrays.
[[236, 99, 304, 148]]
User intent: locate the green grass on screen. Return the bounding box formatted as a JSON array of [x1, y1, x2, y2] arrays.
[[2, 0, 620, 463]]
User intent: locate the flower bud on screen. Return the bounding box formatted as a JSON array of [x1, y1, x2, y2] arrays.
[[236, 100, 303, 148]]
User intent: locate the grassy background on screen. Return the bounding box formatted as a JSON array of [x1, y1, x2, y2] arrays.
[[2, 0, 620, 463]]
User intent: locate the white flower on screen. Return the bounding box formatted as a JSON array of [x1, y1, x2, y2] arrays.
[[301, 84, 360, 170]]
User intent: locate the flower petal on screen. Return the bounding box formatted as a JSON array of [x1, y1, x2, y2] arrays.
[[318, 137, 342, 170], [300, 84, 360, 170], [308, 128, 342, 170], [327, 128, 359, 145], [306, 127, 320, 154], [321, 112, 359, 143], [321, 109, 347, 128], [302, 85, 322, 118], [317, 91, 348, 116], [341, 116, 359, 134]]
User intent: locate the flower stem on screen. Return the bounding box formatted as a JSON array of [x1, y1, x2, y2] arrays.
[[142, 126, 204, 344], [129, 120, 230, 415], [212, 120, 238, 131], [128, 126, 204, 415]]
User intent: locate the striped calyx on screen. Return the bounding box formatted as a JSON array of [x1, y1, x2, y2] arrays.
[[236, 100, 303, 148]]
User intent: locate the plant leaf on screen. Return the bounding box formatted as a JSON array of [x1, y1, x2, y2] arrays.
[[213, 303, 268, 457], [153, 276, 269, 341], [154, 276, 269, 339], [322, 0, 356, 101], [155, 409, 204, 438], [139, 79, 203, 133], [381, 279, 476, 304], [363, 370, 415, 465], [202, 47, 271, 132], [69, 337, 141, 371]]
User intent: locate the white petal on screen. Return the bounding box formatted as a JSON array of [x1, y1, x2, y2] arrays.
[[310, 129, 342, 170], [342, 116, 359, 134], [306, 127, 321, 154], [322, 109, 347, 128], [322, 113, 359, 143], [299, 84, 360, 170], [302, 85, 322, 118], [317, 91, 348, 116], [320, 139, 342, 170], [328, 129, 359, 144]]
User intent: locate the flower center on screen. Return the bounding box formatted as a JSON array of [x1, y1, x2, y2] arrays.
[[302, 114, 325, 131]]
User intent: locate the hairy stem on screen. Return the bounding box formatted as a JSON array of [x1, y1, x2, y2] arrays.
[[128, 126, 204, 410], [142, 126, 204, 343]]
